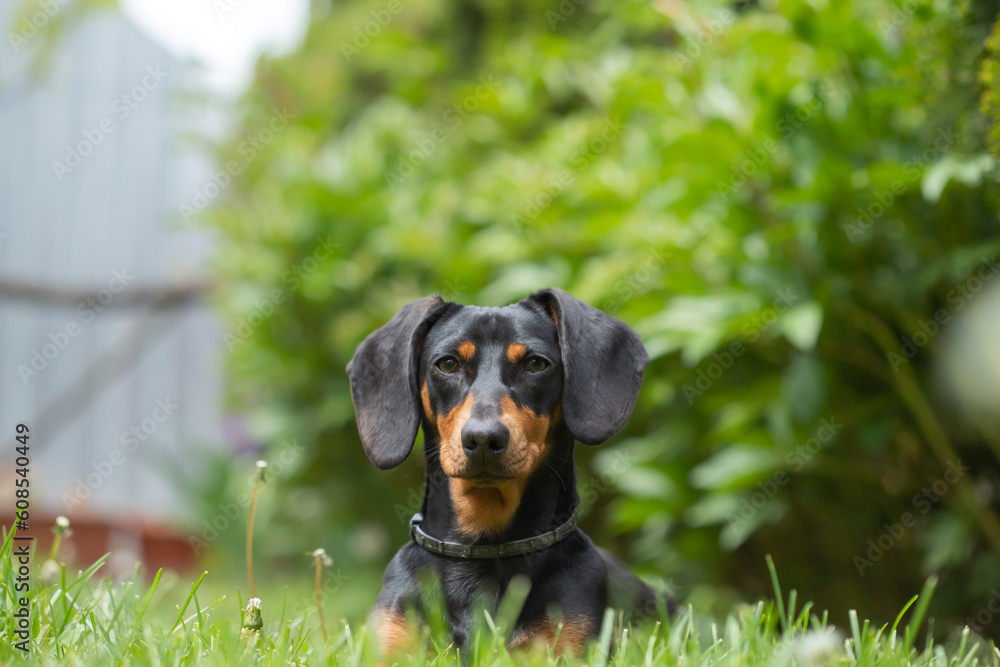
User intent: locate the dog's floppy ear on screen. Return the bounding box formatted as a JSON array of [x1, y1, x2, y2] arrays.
[[526, 288, 649, 445], [347, 296, 453, 469]]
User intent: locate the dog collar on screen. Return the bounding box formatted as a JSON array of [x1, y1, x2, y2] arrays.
[[409, 511, 578, 559]]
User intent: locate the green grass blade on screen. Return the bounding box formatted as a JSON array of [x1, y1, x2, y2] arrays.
[[493, 575, 530, 644], [166, 570, 208, 637], [891, 594, 919, 634], [849, 609, 862, 662], [903, 575, 938, 653], [787, 589, 797, 632], [595, 607, 616, 667], [127, 567, 164, 648], [765, 555, 786, 631]]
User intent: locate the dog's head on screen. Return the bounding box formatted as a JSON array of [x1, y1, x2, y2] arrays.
[[347, 288, 649, 482]]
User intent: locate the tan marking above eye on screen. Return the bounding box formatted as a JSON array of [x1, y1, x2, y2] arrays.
[[506, 343, 527, 363], [456, 341, 476, 360]]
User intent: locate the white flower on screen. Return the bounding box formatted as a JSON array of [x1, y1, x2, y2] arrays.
[[794, 627, 843, 663]]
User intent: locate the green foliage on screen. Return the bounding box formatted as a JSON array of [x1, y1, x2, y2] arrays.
[[1, 533, 996, 665], [204, 0, 1000, 634], [981, 16, 1000, 156]]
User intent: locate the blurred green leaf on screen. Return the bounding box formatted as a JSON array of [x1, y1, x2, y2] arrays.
[[779, 302, 824, 352]]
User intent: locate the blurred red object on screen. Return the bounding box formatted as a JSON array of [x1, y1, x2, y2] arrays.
[[3, 511, 196, 576]]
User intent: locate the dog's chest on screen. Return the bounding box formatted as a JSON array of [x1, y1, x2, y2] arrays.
[[439, 560, 530, 642]]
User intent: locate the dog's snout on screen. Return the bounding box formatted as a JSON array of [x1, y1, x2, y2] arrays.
[[461, 421, 509, 459]]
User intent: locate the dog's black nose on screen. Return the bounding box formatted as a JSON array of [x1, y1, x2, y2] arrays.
[[461, 421, 509, 459]]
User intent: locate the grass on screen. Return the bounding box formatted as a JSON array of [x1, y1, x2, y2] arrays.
[[1, 524, 998, 666]]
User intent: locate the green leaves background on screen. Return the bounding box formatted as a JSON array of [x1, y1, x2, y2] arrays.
[[204, 0, 1000, 632]]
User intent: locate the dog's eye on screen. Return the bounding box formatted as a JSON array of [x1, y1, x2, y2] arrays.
[[525, 356, 548, 373], [436, 357, 459, 373]]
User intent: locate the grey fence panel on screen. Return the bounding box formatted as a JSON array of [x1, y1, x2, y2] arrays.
[[0, 3, 226, 527]]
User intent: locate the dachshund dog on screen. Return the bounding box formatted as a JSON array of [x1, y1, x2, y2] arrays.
[[347, 288, 674, 658]]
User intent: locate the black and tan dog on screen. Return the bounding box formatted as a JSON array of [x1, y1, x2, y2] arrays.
[[347, 288, 673, 657]]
